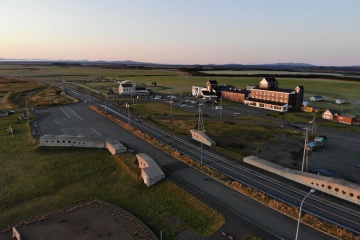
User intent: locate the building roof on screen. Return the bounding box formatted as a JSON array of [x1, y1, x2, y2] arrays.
[[338, 113, 356, 118], [263, 77, 278, 83], [121, 83, 134, 87], [324, 109, 337, 115], [251, 87, 294, 93], [208, 80, 218, 84], [222, 89, 247, 94]]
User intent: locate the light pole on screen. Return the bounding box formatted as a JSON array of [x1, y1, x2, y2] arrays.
[[220, 97, 223, 119], [295, 189, 315, 240], [126, 103, 130, 125], [200, 141, 203, 167], [168, 92, 173, 116], [302, 128, 309, 172]]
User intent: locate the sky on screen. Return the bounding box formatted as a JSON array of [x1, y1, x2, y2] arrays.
[[1, 0, 359, 66]]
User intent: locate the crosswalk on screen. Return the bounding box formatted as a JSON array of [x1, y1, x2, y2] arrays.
[[60, 128, 101, 137], [53, 107, 83, 125]]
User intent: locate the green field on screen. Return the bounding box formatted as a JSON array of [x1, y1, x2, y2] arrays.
[[1, 65, 359, 115], [0, 113, 224, 239], [200, 70, 359, 77]]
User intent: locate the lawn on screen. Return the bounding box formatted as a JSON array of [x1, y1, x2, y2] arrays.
[[0, 113, 224, 239]]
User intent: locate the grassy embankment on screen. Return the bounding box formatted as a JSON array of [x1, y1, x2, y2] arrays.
[[0, 78, 225, 239]]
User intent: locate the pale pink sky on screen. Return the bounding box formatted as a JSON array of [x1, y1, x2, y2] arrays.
[[1, 0, 359, 66]]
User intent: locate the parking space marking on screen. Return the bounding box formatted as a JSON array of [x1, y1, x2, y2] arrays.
[[60, 127, 101, 137], [53, 107, 83, 125]]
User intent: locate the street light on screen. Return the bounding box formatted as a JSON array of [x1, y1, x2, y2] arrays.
[[302, 128, 309, 172], [295, 189, 315, 240], [168, 92, 173, 116], [125, 103, 130, 125]]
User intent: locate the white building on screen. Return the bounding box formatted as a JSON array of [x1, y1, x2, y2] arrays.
[[335, 99, 346, 104]]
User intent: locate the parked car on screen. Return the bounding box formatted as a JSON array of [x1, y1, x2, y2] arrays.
[[181, 104, 187, 107]]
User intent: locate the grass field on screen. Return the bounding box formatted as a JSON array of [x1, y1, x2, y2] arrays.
[[0, 113, 224, 239], [1, 65, 359, 115], [200, 70, 359, 77]]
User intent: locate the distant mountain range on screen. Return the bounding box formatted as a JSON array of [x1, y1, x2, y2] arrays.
[[0, 58, 359, 68]]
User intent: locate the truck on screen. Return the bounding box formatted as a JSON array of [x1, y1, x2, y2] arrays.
[[307, 137, 325, 151]]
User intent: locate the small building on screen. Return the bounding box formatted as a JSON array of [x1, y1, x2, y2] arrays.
[[136, 153, 165, 187], [302, 105, 320, 113], [335, 99, 346, 104], [322, 109, 337, 121], [135, 87, 149, 95], [337, 113, 356, 125], [221, 89, 247, 103], [119, 83, 135, 95], [192, 86, 207, 97], [310, 95, 324, 102]]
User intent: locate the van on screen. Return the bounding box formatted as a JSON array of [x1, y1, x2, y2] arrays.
[[215, 106, 223, 110]]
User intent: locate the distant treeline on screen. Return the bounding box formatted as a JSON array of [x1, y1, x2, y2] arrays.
[[182, 69, 360, 82]]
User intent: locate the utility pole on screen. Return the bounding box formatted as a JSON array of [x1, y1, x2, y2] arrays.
[[302, 128, 309, 172], [198, 105, 205, 167], [311, 113, 316, 135]]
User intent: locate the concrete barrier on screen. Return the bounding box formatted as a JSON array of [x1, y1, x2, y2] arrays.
[[12, 227, 21, 240], [244, 156, 360, 205], [40, 135, 127, 155], [136, 153, 165, 187]]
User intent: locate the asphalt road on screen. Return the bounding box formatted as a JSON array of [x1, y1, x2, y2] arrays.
[[33, 101, 339, 240]]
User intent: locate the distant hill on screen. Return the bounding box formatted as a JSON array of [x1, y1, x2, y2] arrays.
[[0, 58, 359, 70]]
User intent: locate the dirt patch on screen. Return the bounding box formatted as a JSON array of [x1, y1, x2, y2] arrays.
[[257, 135, 304, 170]]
